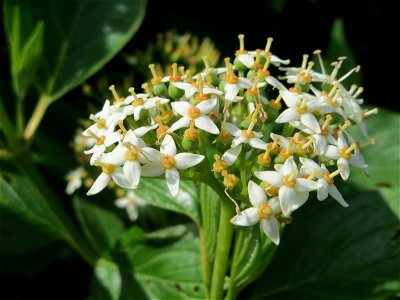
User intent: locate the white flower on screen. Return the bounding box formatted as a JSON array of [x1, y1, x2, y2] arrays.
[[225, 122, 267, 150], [122, 95, 170, 121], [84, 131, 122, 165], [172, 82, 223, 99], [168, 98, 220, 134], [255, 156, 318, 215], [299, 157, 348, 207], [248, 51, 290, 67], [65, 167, 86, 195], [322, 133, 367, 180], [97, 129, 159, 187], [115, 191, 146, 221], [275, 90, 322, 133], [230, 181, 281, 245], [87, 164, 131, 196], [141, 135, 204, 196], [224, 77, 254, 102]]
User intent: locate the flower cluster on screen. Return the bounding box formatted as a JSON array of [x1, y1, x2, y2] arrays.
[[76, 34, 376, 245]]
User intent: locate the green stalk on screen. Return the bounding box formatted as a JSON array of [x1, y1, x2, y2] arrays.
[[199, 183, 211, 296], [210, 199, 235, 299], [225, 228, 245, 300], [23, 94, 50, 142]]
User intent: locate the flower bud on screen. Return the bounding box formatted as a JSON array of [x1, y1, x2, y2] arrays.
[[168, 84, 184, 99], [153, 82, 168, 97]]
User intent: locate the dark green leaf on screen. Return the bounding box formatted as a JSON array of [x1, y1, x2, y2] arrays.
[[118, 225, 206, 299], [93, 259, 122, 300], [73, 196, 125, 255], [3, 0, 147, 102], [249, 191, 399, 299], [134, 178, 201, 222], [346, 107, 400, 215]]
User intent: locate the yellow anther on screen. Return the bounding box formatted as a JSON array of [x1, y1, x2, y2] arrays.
[[339, 147, 352, 160], [142, 83, 153, 97], [283, 174, 296, 187], [322, 114, 333, 130], [212, 154, 228, 173], [329, 166, 345, 178], [345, 143, 357, 154], [124, 147, 139, 161], [118, 121, 127, 135], [267, 138, 280, 155], [236, 34, 247, 54], [96, 118, 106, 129], [301, 136, 316, 149], [301, 54, 309, 69], [307, 169, 320, 180], [109, 85, 124, 103], [262, 55, 271, 72], [179, 66, 186, 76], [187, 106, 201, 119], [323, 172, 334, 185], [295, 101, 308, 114], [184, 120, 198, 140], [102, 164, 115, 175], [224, 57, 238, 83], [221, 170, 238, 190], [363, 108, 379, 118], [257, 148, 271, 167], [340, 120, 352, 131], [258, 203, 272, 219], [161, 154, 176, 169], [264, 37, 274, 54], [169, 63, 181, 82], [149, 64, 161, 83]]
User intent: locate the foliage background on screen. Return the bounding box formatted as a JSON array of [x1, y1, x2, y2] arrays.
[[0, 0, 398, 299]]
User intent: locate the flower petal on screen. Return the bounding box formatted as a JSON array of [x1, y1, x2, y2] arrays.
[[300, 113, 321, 133], [87, 172, 110, 196], [281, 90, 300, 107], [275, 108, 299, 123], [221, 145, 242, 166], [98, 145, 126, 166], [168, 116, 191, 133], [111, 167, 132, 188], [281, 156, 298, 176], [123, 160, 141, 187], [141, 161, 165, 177], [230, 208, 259, 226], [224, 122, 241, 136], [290, 190, 309, 212], [249, 138, 267, 150], [260, 217, 280, 245], [231, 135, 247, 148], [196, 98, 218, 114], [126, 206, 139, 221], [171, 101, 191, 116], [254, 171, 283, 187], [224, 84, 240, 101], [165, 168, 180, 197], [279, 186, 295, 215], [238, 54, 254, 68], [174, 153, 204, 169], [296, 178, 318, 191], [338, 158, 350, 180], [133, 124, 158, 137], [194, 116, 220, 134], [266, 76, 286, 90], [317, 178, 329, 200], [248, 181, 267, 207], [161, 134, 176, 156], [329, 184, 349, 207]]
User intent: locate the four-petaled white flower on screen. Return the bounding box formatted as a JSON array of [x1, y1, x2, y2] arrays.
[[255, 156, 318, 215], [87, 164, 131, 196], [84, 131, 122, 165], [275, 90, 321, 133], [65, 167, 86, 195], [141, 135, 205, 196], [225, 122, 267, 150], [299, 157, 348, 207], [168, 98, 220, 134], [115, 190, 146, 221], [122, 95, 170, 121], [230, 181, 281, 245], [172, 82, 223, 99], [322, 133, 367, 180]]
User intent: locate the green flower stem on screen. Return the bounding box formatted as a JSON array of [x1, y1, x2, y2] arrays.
[[210, 199, 235, 300], [23, 94, 51, 142], [0, 99, 19, 151], [199, 183, 211, 298], [239, 151, 248, 198], [225, 228, 244, 300]]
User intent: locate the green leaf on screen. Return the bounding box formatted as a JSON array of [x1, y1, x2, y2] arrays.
[[249, 190, 400, 299], [0, 160, 97, 263], [119, 225, 206, 299], [346, 107, 400, 216], [230, 226, 277, 295], [3, 0, 147, 102], [94, 259, 122, 300], [328, 18, 361, 86], [73, 196, 125, 255], [134, 178, 201, 222]]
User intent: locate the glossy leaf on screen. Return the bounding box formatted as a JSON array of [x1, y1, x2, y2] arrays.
[[346, 107, 400, 215], [134, 178, 201, 222], [119, 225, 206, 299], [250, 190, 399, 299], [94, 259, 122, 300], [73, 196, 125, 255], [3, 0, 147, 102]]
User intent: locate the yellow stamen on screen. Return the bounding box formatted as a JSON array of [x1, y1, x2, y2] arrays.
[[307, 169, 319, 180], [301, 54, 309, 69], [109, 85, 124, 103], [340, 120, 352, 131], [142, 83, 153, 97], [363, 108, 379, 118], [295, 101, 308, 114], [329, 83, 339, 97], [301, 136, 315, 149], [118, 121, 127, 135], [161, 154, 176, 169], [155, 100, 166, 115], [124, 146, 139, 161], [238, 34, 245, 52], [102, 164, 115, 175], [212, 154, 227, 173], [169, 63, 181, 82], [283, 174, 296, 187], [258, 203, 272, 219], [329, 167, 344, 179], [184, 120, 198, 140], [322, 114, 333, 130], [221, 170, 238, 190], [264, 37, 273, 54], [345, 143, 357, 154], [262, 55, 271, 72], [149, 64, 161, 83]]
